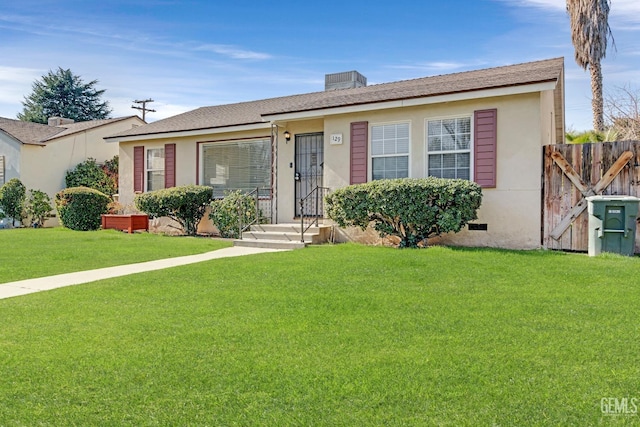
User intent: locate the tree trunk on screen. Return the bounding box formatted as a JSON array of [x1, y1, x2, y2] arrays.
[[590, 61, 605, 132]]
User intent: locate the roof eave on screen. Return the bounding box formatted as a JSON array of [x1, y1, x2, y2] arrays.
[[105, 121, 271, 143], [0, 129, 49, 146], [42, 116, 144, 142]]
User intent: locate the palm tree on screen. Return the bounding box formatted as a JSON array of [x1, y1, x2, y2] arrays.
[[566, 0, 614, 132], [565, 128, 618, 143]]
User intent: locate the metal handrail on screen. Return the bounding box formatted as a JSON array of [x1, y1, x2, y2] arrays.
[[299, 186, 329, 243], [237, 187, 261, 240]]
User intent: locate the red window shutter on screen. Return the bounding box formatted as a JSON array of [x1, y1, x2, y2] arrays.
[[350, 121, 368, 184], [474, 109, 497, 188], [164, 143, 176, 188], [133, 146, 144, 192]]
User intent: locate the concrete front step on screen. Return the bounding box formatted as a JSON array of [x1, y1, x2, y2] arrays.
[[233, 238, 306, 250], [250, 223, 322, 234], [233, 223, 332, 249], [242, 231, 314, 242]]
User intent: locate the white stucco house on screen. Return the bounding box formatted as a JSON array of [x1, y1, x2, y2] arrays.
[[106, 57, 565, 249], [0, 115, 145, 225]]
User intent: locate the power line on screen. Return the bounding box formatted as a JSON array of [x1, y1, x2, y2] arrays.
[[131, 99, 156, 121]]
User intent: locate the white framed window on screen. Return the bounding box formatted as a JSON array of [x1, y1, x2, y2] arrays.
[[371, 122, 410, 180], [427, 116, 471, 180], [146, 148, 165, 191], [201, 138, 272, 198]]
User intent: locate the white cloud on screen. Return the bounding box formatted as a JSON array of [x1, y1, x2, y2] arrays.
[[0, 66, 44, 115], [387, 61, 488, 75], [500, 0, 640, 25], [509, 0, 564, 11], [110, 98, 196, 122], [609, 0, 640, 23], [194, 44, 272, 60], [0, 65, 42, 84]]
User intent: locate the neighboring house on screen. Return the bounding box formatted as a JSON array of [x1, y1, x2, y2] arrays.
[[0, 116, 145, 225], [106, 57, 565, 249]]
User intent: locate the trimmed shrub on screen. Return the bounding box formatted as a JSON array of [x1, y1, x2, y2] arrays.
[[55, 187, 110, 231], [65, 158, 116, 198], [26, 189, 53, 228], [0, 178, 27, 226], [325, 177, 483, 248], [209, 190, 261, 239], [135, 185, 212, 236]]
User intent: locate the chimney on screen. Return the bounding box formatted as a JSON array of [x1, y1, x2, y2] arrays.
[[48, 117, 75, 127], [325, 71, 367, 91]]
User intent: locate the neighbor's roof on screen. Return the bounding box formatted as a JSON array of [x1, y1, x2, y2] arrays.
[[0, 118, 60, 146], [111, 57, 564, 139], [0, 116, 140, 145], [40, 117, 141, 142]]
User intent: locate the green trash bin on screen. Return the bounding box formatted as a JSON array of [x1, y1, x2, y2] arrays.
[[586, 195, 640, 257]]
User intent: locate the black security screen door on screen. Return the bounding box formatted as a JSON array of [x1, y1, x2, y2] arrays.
[[294, 132, 324, 216]]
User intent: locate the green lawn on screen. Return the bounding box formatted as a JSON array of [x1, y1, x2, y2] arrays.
[[1, 244, 639, 425], [0, 228, 232, 283]]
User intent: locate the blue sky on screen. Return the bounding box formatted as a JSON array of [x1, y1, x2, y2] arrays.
[[1, 0, 638, 131]]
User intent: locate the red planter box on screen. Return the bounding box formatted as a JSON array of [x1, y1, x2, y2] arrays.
[[101, 214, 149, 233]]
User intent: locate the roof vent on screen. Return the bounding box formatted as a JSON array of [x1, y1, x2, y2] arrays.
[[325, 71, 367, 91], [48, 117, 75, 127]]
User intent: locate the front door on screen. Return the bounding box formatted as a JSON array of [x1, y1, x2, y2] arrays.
[[295, 132, 324, 216]]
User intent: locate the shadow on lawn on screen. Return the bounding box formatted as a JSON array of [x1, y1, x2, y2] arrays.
[[438, 245, 570, 257], [443, 245, 640, 259]]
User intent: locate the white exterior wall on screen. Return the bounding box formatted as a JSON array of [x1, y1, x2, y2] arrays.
[[115, 90, 555, 249], [320, 92, 546, 249], [118, 127, 273, 208], [0, 133, 22, 184], [19, 117, 142, 199], [540, 89, 557, 146], [0, 117, 141, 226]]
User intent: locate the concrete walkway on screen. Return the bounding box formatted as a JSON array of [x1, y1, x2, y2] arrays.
[[0, 246, 287, 300]]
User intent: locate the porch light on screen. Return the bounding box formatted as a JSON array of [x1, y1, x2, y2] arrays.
[[284, 130, 291, 142]]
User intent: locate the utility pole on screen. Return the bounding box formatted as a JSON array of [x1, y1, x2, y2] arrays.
[[131, 99, 156, 121]]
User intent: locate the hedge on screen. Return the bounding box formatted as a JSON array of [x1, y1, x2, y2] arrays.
[[135, 185, 212, 236], [55, 186, 110, 231], [209, 190, 261, 239], [65, 157, 117, 198], [325, 177, 483, 247]]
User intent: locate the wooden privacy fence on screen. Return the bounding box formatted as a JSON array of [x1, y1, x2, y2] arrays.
[[543, 141, 640, 252]]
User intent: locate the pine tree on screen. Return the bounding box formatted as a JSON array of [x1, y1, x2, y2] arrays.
[[17, 68, 112, 124]]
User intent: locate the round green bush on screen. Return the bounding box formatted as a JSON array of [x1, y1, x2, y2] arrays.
[[135, 185, 212, 236], [55, 186, 110, 231], [209, 190, 260, 238], [325, 177, 483, 247]]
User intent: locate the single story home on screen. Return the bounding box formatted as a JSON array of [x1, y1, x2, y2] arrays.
[[106, 57, 565, 249], [0, 115, 145, 225]]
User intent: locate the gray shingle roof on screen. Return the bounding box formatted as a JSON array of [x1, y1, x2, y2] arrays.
[[0, 116, 139, 145], [40, 116, 139, 141], [111, 57, 564, 139], [0, 118, 61, 145], [264, 57, 564, 115]]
